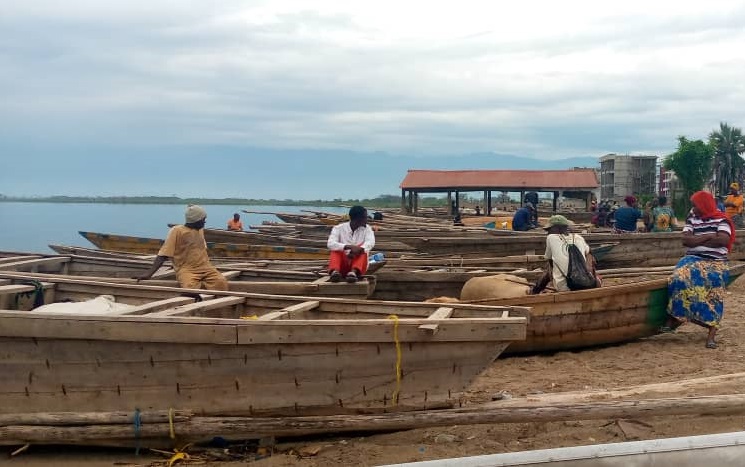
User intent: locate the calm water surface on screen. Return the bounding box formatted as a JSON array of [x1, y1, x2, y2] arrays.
[[0, 203, 348, 254]]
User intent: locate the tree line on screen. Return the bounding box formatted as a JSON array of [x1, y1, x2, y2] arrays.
[[664, 122, 745, 212]]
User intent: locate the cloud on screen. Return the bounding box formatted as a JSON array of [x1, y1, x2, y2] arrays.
[[2, 0, 745, 163]]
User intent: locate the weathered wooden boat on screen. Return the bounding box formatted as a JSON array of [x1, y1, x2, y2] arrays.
[[79, 231, 330, 260], [197, 227, 415, 252], [0, 255, 374, 298], [403, 230, 745, 267], [0, 273, 528, 417], [386, 243, 616, 269], [481, 263, 745, 354]]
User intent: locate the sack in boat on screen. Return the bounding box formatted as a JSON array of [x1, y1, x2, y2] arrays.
[[559, 235, 598, 291]]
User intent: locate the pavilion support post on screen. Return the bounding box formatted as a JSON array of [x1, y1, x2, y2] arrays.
[[553, 191, 559, 212], [407, 191, 413, 213], [483, 191, 488, 215], [401, 189, 407, 214], [487, 191, 492, 215], [520, 191, 525, 207], [455, 191, 460, 212], [447, 191, 453, 215], [413, 191, 419, 213]]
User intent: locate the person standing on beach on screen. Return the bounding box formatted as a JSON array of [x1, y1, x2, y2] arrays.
[[227, 213, 244, 231], [724, 183, 744, 228], [137, 205, 228, 291], [661, 191, 734, 349], [326, 205, 376, 283]]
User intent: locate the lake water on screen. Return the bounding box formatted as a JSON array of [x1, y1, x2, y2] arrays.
[[0, 202, 349, 254]]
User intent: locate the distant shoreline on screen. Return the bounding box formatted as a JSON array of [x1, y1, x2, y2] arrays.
[[0, 195, 448, 208]]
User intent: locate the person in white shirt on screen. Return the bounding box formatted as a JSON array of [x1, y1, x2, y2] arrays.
[[327, 205, 376, 283], [530, 214, 599, 293]]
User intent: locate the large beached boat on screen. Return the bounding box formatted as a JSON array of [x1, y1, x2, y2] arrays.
[[0, 273, 528, 418]]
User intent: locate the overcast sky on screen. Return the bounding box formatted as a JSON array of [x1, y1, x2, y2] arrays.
[[2, 1, 745, 196]]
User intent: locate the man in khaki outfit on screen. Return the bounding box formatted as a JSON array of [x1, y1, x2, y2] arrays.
[[138, 205, 228, 290]]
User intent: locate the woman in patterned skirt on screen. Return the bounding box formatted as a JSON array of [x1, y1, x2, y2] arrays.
[[661, 191, 735, 349]]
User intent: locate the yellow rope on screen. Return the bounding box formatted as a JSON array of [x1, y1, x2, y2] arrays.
[[387, 314, 402, 405], [168, 408, 176, 439]]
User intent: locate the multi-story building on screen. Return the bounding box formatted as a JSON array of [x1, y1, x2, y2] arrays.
[[599, 154, 658, 200]]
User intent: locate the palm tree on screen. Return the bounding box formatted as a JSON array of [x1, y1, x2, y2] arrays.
[[709, 122, 745, 195]]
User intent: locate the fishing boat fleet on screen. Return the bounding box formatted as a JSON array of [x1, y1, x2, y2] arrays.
[[2, 207, 744, 448]]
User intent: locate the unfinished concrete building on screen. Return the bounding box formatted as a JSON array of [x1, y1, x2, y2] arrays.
[[599, 154, 658, 200]]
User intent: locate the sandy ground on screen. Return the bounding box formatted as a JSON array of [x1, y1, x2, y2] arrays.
[[3, 276, 745, 466]]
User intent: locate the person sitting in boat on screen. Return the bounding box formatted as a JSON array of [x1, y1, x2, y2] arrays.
[[326, 205, 376, 283], [651, 196, 675, 232], [226, 213, 243, 231], [512, 203, 537, 231], [613, 196, 642, 233], [724, 182, 744, 228], [530, 215, 599, 294], [660, 191, 734, 349], [137, 205, 228, 291], [524, 191, 540, 226]]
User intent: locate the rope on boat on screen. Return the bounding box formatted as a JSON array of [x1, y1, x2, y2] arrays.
[[169, 407, 176, 439], [387, 315, 402, 405], [133, 408, 142, 455]]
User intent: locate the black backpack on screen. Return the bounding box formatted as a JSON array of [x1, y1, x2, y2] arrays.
[[558, 235, 598, 291]]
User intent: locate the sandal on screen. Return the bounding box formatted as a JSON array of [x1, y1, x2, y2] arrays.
[[329, 271, 342, 283], [706, 341, 718, 349], [345, 272, 358, 283]]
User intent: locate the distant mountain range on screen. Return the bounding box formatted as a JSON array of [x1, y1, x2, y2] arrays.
[[1, 145, 600, 199]]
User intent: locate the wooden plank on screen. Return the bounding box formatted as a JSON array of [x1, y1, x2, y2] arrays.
[[0, 256, 42, 265], [257, 311, 288, 321], [0, 257, 70, 272], [2, 394, 744, 445], [280, 300, 320, 313], [221, 271, 241, 280], [147, 296, 246, 317], [311, 276, 330, 284], [115, 297, 196, 316], [256, 300, 321, 322], [418, 306, 454, 333], [0, 285, 36, 295], [0, 315, 237, 344]]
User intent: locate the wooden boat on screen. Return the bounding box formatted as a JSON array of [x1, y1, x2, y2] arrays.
[[79, 231, 330, 260], [0, 255, 374, 298], [197, 227, 415, 252], [403, 230, 745, 267], [385, 243, 616, 269], [0, 273, 528, 417], [481, 263, 745, 354]]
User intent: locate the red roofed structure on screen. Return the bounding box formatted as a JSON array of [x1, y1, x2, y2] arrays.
[[399, 169, 599, 214]]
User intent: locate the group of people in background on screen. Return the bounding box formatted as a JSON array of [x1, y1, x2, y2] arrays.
[[591, 195, 675, 233]]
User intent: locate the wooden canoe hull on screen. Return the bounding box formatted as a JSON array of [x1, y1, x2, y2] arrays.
[[0, 255, 373, 299], [0, 275, 528, 416], [79, 231, 329, 260], [199, 228, 414, 252], [495, 264, 744, 354], [402, 230, 745, 267]]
